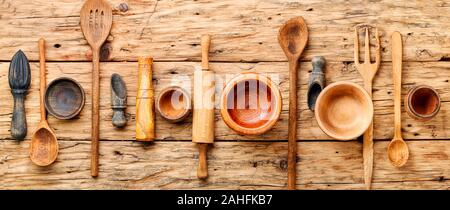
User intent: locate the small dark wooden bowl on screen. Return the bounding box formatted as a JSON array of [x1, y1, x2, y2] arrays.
[[220, 73, 282, 135], [405, 85, 440, 121], [156, 86, 191, 123], [45, 77, 85, 120]]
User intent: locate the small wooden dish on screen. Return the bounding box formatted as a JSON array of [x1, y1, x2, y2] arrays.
[[220, 73, 282, 135], [45, 77, 85, 120], [156, 86, 191, 123], [405, 85, 440, 121], [315, 81, 373, 140]]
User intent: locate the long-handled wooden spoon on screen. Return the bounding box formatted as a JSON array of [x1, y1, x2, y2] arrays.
[[278, 17, 308, 190], [80, 0, 113, 177], [388, 31, 409, 167], [30, 38, 58, 166]]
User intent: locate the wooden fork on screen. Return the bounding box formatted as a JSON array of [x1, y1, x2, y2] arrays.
[[354, 26, 381, 190]]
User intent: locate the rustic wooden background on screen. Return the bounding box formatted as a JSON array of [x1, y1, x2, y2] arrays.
[[0, 0, 449, 189]]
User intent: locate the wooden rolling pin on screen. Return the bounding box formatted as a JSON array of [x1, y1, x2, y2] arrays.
[[193, 35, 215, 179], [136, 57, 155, 141]]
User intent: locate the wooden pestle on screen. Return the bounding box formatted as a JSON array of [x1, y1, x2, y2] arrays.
[[193, 35, 215, 179], [136, 57, 155, 141]]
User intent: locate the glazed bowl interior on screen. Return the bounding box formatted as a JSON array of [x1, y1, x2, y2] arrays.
[[221, 74, 281, 135], [45, 78, 85, 120], [315, 82, 373, 140], [157, 87, 191, 121], [409, 87, 440, 117]]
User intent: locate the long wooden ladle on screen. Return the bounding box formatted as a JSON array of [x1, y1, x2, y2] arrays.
[[30, 38, 58, 166], [278, 17, 308, 190], [387, 31, 409, 167], [80, 0, 113, 177]]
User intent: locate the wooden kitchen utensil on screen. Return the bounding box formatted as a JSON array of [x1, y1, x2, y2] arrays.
[[156, 86, 191, 123], [405, 85, 441, 122], [354, 26, 380, 190], [8, 50, 31, 140], [80, 0, 113, 177], [30, 38, 59, 167], [315, 81, 374, 140], [387, 31, 409, 167], [111, 73, 128, 128], [220, 73, 282, 135], [136, 57, 155, 141], [45, 78, 85, 120], [193, 35, 215, 179], [278, 17, 308, 190]]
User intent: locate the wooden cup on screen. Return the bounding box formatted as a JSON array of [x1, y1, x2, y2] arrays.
[[405, 85, 440, 122], [156, 86, 191, 123]]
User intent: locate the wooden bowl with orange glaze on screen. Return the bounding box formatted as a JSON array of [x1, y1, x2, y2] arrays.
[[220, 73, 282, 135], [315, 81, 373, 140], [156, 86, 191, 123]]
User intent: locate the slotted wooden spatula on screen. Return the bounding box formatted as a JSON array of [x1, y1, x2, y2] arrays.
[[80, 0, 113, 177]]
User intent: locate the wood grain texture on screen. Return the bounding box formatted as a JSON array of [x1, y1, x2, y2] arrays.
[[0, 61, 448, 141], [0, 1, 449, 62], [0, 140, 448, 189], [136, 57, 155, 141]]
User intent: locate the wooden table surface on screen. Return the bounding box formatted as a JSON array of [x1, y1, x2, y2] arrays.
[[0, 0, 449, 190]]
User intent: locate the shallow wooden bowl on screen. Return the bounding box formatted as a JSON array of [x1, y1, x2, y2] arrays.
[[405, 85, 440, 121], [220, 73, 282, 135], [156, 86, 191, 123], [315, 81, 373, 140], [45, 77, 85, 120]]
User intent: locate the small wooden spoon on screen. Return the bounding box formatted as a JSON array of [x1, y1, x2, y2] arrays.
[[387, 32, 409, 167], [278, 17, 308, 190], [30, 38, 58, 166]]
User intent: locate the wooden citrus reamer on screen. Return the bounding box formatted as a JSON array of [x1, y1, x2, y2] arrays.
[[80, 0, 113, 177], [354, 26, 381, 190], [136, 57, 155, 142], [193, 35, 215, 179]]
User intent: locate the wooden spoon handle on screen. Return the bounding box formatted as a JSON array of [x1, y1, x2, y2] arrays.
[[197, 143, 208, 179], [136, 57, 155, 141], [91, 48, 101, 177], [38, 38, 46, 120], [391, 32, 403, 139], [288, 59, 298, 190]]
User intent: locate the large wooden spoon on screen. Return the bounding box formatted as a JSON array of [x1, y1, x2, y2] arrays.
[[278, 17, 308, 190], [388, 31, 409, 167], [30, 38, 58, 166], [80, 0, 113, 177]]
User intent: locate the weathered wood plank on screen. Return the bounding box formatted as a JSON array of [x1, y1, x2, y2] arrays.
[[0, 0, 449, 62], [0, 61, 448, 141], [0, 140, 448, 190]]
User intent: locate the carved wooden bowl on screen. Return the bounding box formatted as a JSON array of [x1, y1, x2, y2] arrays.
[[45, 77, 85, 120], [405, 85, 440, 122], [315, 81, 373, 140], [156, 86, 191, 123], [220, 73, 282, 135]]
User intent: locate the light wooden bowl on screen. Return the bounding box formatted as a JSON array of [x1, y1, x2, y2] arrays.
[[220, 73, 282, 135], [315, 81, 373, 140], [156, 86, 191, 123]]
